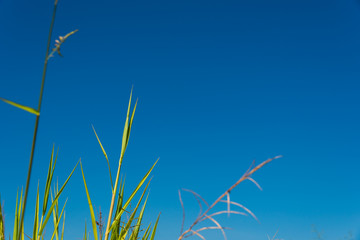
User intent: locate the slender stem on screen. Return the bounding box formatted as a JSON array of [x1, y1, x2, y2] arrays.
[[178, 156, 281, 240], [17, 1, 58, 239], [104, 155, 124, 240]]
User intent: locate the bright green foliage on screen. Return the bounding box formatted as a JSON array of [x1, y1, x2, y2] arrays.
[[23, 147, 77, 240], [81, 92, 160, 240]]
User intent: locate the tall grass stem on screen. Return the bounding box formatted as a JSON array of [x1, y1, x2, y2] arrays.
[[17, 1, 59, 239]]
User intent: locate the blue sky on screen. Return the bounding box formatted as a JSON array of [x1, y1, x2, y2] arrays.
[[0, 0, 359, 239]]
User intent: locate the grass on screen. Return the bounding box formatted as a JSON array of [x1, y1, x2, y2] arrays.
[[0, 0, 285, 240]]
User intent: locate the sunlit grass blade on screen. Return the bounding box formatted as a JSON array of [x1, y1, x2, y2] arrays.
[[43, 146, 57, 218], [80, 161, 98, 240], [0, 196, 4, 240], [38, 161, 78, 236], [120, 89, 133, 157], [83, 222, 88, 240], [13, 190, 19, 240], [50, 199, 67, 240], [0, 97, 40, 116], [61, 212, 65, 240], [110, 177, 125, 240], [110, 160, 157, 230], [13, 189, 23, 240], [141, 224, 151, 240], [51, 181, 60, 240], [149, 214, 160, 240], [32, 183, 40, 240], [129, 193, 149, 239], [104, 90, 138, 240], [92, 125, 113, 190], [124, 98, 137, 151], [118, 184, 149, 240]]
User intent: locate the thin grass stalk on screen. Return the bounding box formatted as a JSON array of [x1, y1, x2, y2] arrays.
[[17, 1, 59, 239], [104, 92, 136, 240], [178, 155, 281, 240]]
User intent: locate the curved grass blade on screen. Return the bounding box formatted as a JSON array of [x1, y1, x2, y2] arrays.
[[0, 98, 39, 116], [80, 161, 98, 240], [149, 214, 160, 240], [92, 125, 113, 190]]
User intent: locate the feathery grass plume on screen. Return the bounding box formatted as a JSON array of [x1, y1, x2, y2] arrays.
[[81, 91, 160, 240], [178, 155, 282, 240]]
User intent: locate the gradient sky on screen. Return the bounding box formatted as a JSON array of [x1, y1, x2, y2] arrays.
[[0, 0, 359, 240]]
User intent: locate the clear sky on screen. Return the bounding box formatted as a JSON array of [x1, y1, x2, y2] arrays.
[[0, 0, 359, 240]]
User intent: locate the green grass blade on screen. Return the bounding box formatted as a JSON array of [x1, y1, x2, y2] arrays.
[[13, 189, 23, 240], [43, 145, 56, 217], [124, 98, 137, 151], [129, 193, 149, 240], [110, 177, 125, 240], [83, 222, 87, 240], [110, 160, 157, 230], [60, 212, 65, 240], [141, 224, 151, 240], [13, 190, 19, 240], [50, 199, 67, 240], [38, 161, 78, 236], [118, 184, 149, 240], [32, 183, 40, 240], [149, 214, 160, 240], [0, 98, 39, 116], [92, 125, 113, 190], [80, 161, 98, 240], [50, 183, 60, 240], [104, 90, 135, 240], [0, 196, 5, 240], [120, 89, 132, 157]]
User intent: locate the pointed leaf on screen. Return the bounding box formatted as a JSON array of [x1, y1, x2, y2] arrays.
[[50, 200, 67, 240], [38, 161, 78, 236], [92, 125, 113, 190], [149, 214, 160, 240], [0, 98, 39, 116], [32, 183, 40, 240], [80, 161, 98, 240]]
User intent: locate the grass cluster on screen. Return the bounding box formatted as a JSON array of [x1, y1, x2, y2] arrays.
[[0, 1, 282, 240]]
